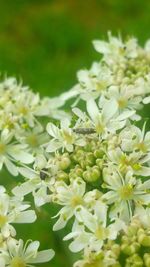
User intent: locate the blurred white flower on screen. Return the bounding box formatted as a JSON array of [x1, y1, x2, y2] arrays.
[[0, 129, 34, 176], [0, 186, 36, 238], [0, 238, 55, 267]]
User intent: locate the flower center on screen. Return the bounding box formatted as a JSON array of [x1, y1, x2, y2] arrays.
[[0, 143, 6, 154], [71, 196, 83, 207], [95, 120, 104, 134], [119, 184, 133, 200], [95, 226, 108, 240], [62, 130, 74, 144], [26, 134, 38, 147], [118, 98, 127, 108], [11, 257, 26, 267], [19, 106, 28, 115], [0, 214, 7, 227]]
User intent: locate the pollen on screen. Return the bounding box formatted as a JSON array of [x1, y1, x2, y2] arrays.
[[95, 226, 108, 240], [118, 98, 127, 108], [0, 143, 6, 154], [26, 134, 38, 147], [71, 196, 83, 207], [119, 184, 133, 200], [10, 257, 26, 267], [62, 130, 74, 144], [0, 214, 7, 227], [19, 106, 28, 115]]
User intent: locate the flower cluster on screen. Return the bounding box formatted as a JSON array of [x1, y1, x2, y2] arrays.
[[1, 34, 150, 266]]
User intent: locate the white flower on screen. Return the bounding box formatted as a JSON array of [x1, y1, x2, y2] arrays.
[[0, 238, 55, 267], [16, 123, 49, 155], [12, 155, 53, 207], [86, 98, 134, 138], [64, 200, 124, 253], [107, 85, 143, 110], [77, 62, 113, 99], [51, 178, 86, 231], [0, 186, 36, 238], [108, 147, 150, 176], [102, 168, 150, 221], [0, 129, 34, 176], [120, 124, 150, 153], [46, 118, 85, 153]]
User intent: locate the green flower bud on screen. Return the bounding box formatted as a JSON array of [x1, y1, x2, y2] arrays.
[[137, 229, 150, 247], [83, 166, 101, 183], [59, 156, 71, 170], [138, 235, 150, 247], [96, 158, 103, 169], [125, 254, 143, 267], [127, 222, 139, 237], [122, 235, 130, 244], [144, 253, 150, 267], [85, 152, 95, 166], [121, 243, 140, 255], [94, 149, 104, 158], [111, 244, 121, 258], [57, 171, 68, 182], [75, 167, 83, 177]]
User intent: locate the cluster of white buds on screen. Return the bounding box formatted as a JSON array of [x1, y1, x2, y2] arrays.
[[1, 33, 150, 266]]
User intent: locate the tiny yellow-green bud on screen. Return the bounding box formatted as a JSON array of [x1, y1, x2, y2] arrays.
[[57, 171, 68, 182], [121, 235, 129, 244], [59, 157, 71, 170], [121, 244, 131, 256], [94, 149, 104, 158], [112, 244, 121, 257], [144, 253, 150, 267], [138, 235, 150, 247], [83, 166, 101, 183], [126, 254, 143, 267], [75, 167, 83, 177], [96, 158, 103, 169], [86, 152, 95, 166]]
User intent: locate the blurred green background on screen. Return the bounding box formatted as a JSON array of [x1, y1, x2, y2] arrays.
[[1, 0, 150, 266]]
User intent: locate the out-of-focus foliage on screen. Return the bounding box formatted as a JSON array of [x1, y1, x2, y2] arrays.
[[1, 0, 150, 97], [1, 1, 150, 266]]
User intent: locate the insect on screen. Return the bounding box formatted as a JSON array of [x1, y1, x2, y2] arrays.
[[40, 168, 49, 180], [73, 128, 96, 134]]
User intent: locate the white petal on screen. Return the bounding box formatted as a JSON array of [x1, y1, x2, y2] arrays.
[[93, 40, 110, 54], [29, 249, 55, 263], [14, 211, 37, 223]]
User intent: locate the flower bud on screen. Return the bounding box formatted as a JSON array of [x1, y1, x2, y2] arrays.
[[144, 253, 150, 267], [121, 242, 140, 255], [138, 234, 150, 247], [125, 254, 143, 267], [85, 152, 95, 166], [96, 158, 103, 169], [83, 166, 101, 183], [94, 149, 104, 158], [57, 171, 68, 182], [59, 156, 71, 170]]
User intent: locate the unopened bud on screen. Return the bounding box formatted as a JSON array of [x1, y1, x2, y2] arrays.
[[144, 253, 150, 267], [57, 171, 68, 182], [59, 156, 71, 170], [94, 149, 104, 158]]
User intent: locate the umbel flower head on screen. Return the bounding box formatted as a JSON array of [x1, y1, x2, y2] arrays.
[[1, 33, 150, 267]]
